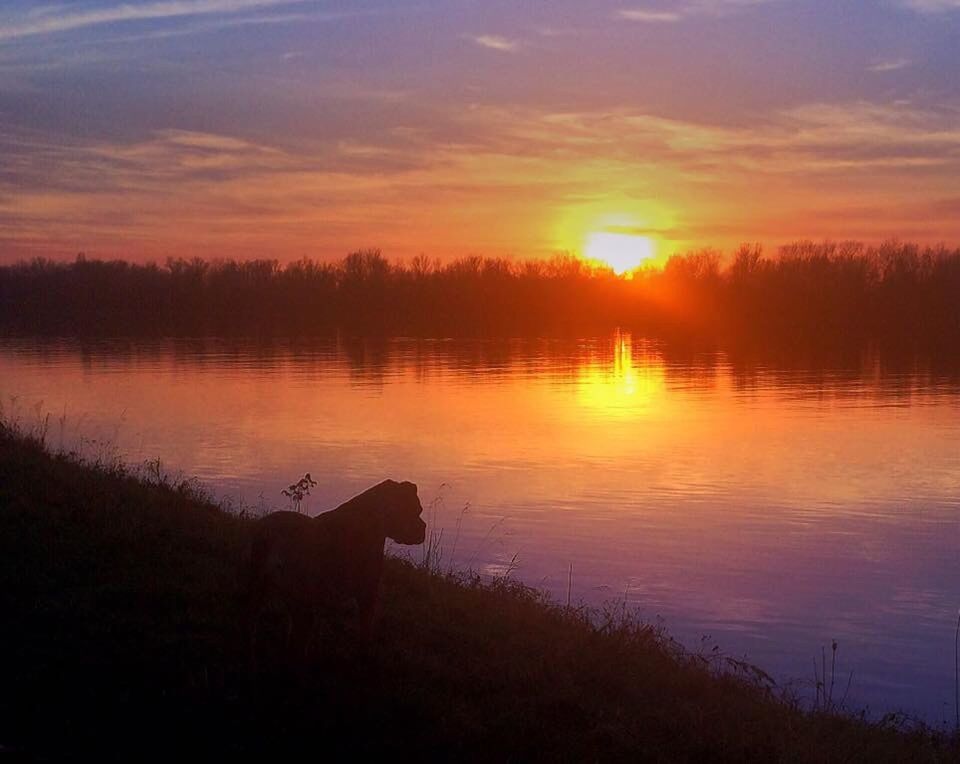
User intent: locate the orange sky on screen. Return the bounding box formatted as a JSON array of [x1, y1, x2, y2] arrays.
[[1, 1, 958, 263]]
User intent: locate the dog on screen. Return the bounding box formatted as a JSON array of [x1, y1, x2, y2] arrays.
[[244, 479, 426, 660]]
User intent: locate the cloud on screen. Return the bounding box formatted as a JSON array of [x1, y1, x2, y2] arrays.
[[0, 0, 312, 42], [452, 99, 960, 182], [617, 9, 683, 22], [534, 27, 580, 38], [899, 0, 960, 11], [3, 97, 959, 262], [617, 1, 771, 23], [868, 58, 911, 73], [471, 35, 520, 52], [0, 125, 444, 258]]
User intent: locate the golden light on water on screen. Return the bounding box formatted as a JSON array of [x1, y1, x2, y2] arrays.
[[576, 333, 666, 417]]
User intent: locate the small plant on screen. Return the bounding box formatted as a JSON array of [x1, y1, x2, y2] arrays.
[[143, 456, 167, 485], [282, 472, 317, 513], [419, 484, 449, 574], [812, 639, 853, 714]]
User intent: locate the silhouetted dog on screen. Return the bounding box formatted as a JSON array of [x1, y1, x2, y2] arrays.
[[245, 479, 426, 660]]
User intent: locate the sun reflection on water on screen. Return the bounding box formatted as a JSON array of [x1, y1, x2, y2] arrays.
[[576, 333, 666, 417]]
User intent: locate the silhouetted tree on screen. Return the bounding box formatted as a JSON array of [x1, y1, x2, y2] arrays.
[[1, 242, 958, 344]]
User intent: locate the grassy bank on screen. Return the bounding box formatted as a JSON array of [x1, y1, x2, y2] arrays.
[[0, 424, 954, 761]]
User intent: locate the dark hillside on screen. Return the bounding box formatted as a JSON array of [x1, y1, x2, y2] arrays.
[[0, 425, 954, 761]]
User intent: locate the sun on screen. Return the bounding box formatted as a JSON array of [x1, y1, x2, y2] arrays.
[[585, 232, 656, 275]]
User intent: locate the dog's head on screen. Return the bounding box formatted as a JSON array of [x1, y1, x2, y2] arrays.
[[378, 480, 426, 545]]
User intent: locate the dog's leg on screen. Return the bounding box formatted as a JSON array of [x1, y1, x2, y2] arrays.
[[355, 585, 381, 644], [241, 576, 265, 675]]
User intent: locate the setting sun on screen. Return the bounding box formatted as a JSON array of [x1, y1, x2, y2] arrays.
[[585, 233, 656, 275]]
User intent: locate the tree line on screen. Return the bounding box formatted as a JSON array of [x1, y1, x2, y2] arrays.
[[1, 242, 958, 342]]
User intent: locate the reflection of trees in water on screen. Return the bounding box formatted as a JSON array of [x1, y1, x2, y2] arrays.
[[723, 343, 960, 402], [4, 331, 960, 403]]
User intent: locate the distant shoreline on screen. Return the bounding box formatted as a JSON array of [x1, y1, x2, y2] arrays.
[[2, 242, 959, 344]]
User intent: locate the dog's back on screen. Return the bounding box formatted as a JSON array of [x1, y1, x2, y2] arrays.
[[246, 511, 347, 614]]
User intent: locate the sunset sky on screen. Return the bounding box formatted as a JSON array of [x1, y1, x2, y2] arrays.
[[1, 0, 958, 264]]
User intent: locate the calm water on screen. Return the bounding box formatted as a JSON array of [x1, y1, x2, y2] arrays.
[[2, 334, 960, 723]]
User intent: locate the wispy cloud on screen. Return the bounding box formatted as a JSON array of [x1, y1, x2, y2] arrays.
[[617, 9, 683, 22], [0, 0, 312, 42], [3, 97, 959, 260], [899, 0, 960, 12], [454, 99, 960, 182], [471, 34, 521, 52], [534, 26, 580, 38], [617, 1, 771, 23], [868, 58, 911, 73]]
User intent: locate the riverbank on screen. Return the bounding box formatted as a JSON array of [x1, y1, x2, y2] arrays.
[[0, 423, 954, 761]]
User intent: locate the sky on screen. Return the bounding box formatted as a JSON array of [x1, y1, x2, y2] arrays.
[[0, 0, 958, 264]]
